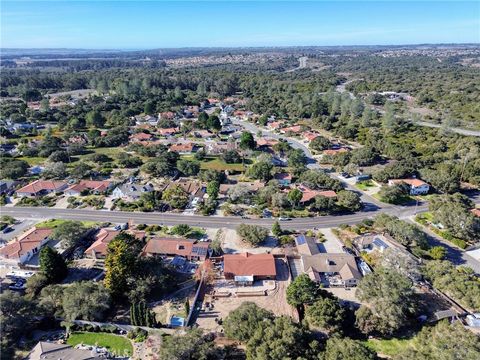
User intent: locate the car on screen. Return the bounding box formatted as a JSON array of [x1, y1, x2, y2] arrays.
[[278, 217, 291, 221], [340, 172, 351, 178], [2, 227, 14, 234]]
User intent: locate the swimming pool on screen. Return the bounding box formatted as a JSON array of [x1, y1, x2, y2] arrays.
[[170, 316, 185, 327]]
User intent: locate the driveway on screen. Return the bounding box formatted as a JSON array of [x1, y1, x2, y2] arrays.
[[0, 219, 36, 242], [318, 228, 344, 253]]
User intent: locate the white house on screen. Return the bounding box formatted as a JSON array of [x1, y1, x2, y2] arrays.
[[388, 178, 430, 195]]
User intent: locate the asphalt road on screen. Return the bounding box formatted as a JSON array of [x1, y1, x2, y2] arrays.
[[0, 204, 428, 230]]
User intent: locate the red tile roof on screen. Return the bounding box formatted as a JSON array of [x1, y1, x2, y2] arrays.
[[389, 178, 428, 187], [299, 186, 337, 203], [66, 180, 112, 194], [85, 229, 145, 257], [323, 148, 349, 156], [256, 138, 279, 147], [282, 125, 302, 133], [304, 132, 319, 142], [169, 143, 196, 153], [130, 132, 154, 141], [16, 180, 67, 195], [0, 227, 53, 259], [223, 252, 276, 277]]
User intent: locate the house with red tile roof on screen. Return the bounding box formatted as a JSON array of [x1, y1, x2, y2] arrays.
[[267, 121, 284, 130], [298, 186, 337, 204], [143, 237, 209, 261], [158, 127, 179, 137], [129, 132, 154, 142], [323, 148, 350, 156], [169, 142, 198, 154], [223, 253, 277, 283], [84, 228, 146, 259], [16, 180, 68, 197], [256, 138, 279, 148], [388, 178, 430, 195], [280, 125, 302, 134], [304, 132, 319, 142], [0, 227, 53, 265], [65, 180, 113, 196], [158, 111, 176, 120]]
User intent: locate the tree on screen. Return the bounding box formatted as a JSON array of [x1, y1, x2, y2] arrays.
[[162, 185, 189, 209], [25, 273, 49, 298], [356, 267, 417, 335], [177, 159, 200, 176], [246, 316, 319, 360], [207, 180, 220, 199], [221, 150, 241, 164], [70, 161, 93, 179], [184, 299, 190, 317], [336, 190, 362, 212], [378, 184, 410, 204], [312, 195, 337, 213], [62, 281, 110, 321], [52, 221, 88, 249], [104, 235, 139, 299], [287, 188, 303, 208], [130, 301, 157, 327], [288, 148, 307, 169], [85, 110, 105, 128], [206, 114, 221, 131], [42, 161, 68, 179], [223, 302, 274, 342], [236, 224, 269, 246], [0, 158, 29, 179], [39, 247, 68, 283], [324, 337, 376, 360], [306, 297, 346, 334], [240, 131, 256, 150], [272, 221, 282, 237], [309, 135, 331, 152], [158, 328, 225, 360], [395, 321, 480, 360], [286, 274, 322, 308], [247, 160, 272, 182], [48, 150, 70, 163], [170, 224, 191, 236], [429, 246, 447, 260], [374, 214, 429, 250], [1, 291, 36, 355]]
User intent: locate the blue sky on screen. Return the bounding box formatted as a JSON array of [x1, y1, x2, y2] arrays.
[[1, 1, 479, 49]]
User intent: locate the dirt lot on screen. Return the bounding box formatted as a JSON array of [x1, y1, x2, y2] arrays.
[[194, 259, 297, 331], [222, 228, 283, 254]]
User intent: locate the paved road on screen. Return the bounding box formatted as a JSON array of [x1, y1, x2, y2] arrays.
[[0, 205, 428, 231]]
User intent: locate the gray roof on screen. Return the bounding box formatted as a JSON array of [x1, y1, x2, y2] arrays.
[[27, 342, 102, 360], [302, 253, 362, 280]]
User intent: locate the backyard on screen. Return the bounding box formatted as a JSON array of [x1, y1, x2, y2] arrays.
[[67, 331, 133, 357]]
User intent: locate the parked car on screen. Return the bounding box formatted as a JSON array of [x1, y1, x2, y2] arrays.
[[278, 216, 291, 221]]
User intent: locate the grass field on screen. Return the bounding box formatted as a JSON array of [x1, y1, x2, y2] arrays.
[[200, 158, 245, 172], [355, 180, 376, 191], [35, 219, 99, 228], [364, 337, 412, 357], [67, 332, 133, 356], [17, 156, 45, 166]]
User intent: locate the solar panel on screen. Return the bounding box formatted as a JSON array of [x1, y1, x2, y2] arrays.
[[192, 246, 208, 256], [296, 235, 306, 245]]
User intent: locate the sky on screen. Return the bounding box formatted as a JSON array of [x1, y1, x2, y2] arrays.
[[1, 1, 479, 49]]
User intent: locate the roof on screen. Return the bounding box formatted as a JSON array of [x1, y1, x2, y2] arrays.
[[295, 235, 320, 256], [27, 341, 99, 360], [16, 180, 67, 194], [66, 180, 112, 194], [223, 252, 276, 277], [304, 132, 319, 141], [299, 186, 337, 203], [143, 237, 209, 258], [85, 228, 145, 257], [219, 181, 264, 195], [256, 138, 279, 147], [323, 148, 349, 156], [158, 127, 179, 135], [169, 143, 196, 152], [302, 253, 361, 280], [282, 125, 302, 133], [114, 183, 154, 197], [130, 132, 154, 141], [389, 178, 429, 187], [0, 227, 52, 259], [166, 178, 204, 196]]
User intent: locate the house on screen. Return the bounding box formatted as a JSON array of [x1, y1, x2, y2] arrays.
[[274, 173, 292, 187], [65, 180, 113, 196], [281, 125, 302, 134], [166, 178, 205, 200], [85, 228, 145, 259], [129, 132, 154, 142], [0, 227, 53, 266], [112, 183, 154, 201], [223, 252, 277, 285], [256, 138, 279, 149], [297, 186, 337, 205], [295, 235, 361, 287], [0, 180, 17, 195], [323, 148, 349, 156], [205, 141, 237, 154], [219, 181, 265, 199], [158, 127, 179, 137], [207, 98, 221, 105], [194, 130, 214, 139], [304, 132, 319, 142], [158, 111, 176, 120], [354, 234, 390, 253], [16, 180, 68, 197], [169, 142, 198, 154], [27, 341, 102, 360], [388, 178, 430, 195], [143, 237, 209, 261], [268, 121, 283, 130], [295, 235, 362, 287]]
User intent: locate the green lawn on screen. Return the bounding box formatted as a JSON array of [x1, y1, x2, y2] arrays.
[[17, 156, 45, 166], [200, 158, 245, 172], [35, 219, 99, 228], [364, 337, 412, 357], [355, 180, 375, 191], [67, 332, 133, 356]]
